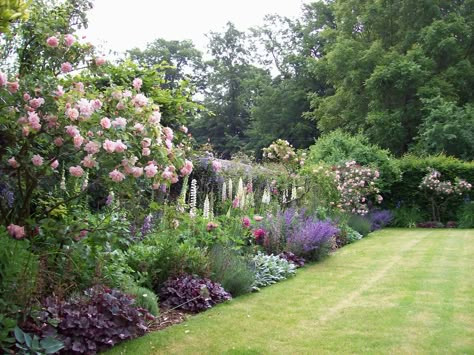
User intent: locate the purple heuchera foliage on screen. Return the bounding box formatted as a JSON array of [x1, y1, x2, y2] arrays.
[[287, 217, 339, 258], [369, 210, 393, 231], [38, 286, 153, 354], [160, 275, 231, 313], [278, 252, 305, 268]]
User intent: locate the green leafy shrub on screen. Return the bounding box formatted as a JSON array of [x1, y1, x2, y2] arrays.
[[125, 233, 209, 291], [307, 130, 401, 191], [347, 215, 372, 237], [391, 206, 425, 227], [387, 154, 474, 221], [208, 245, 255, 297], [252, 252, 296, 290], [457, 202, 474, 228], [125, 286, 160, 316]]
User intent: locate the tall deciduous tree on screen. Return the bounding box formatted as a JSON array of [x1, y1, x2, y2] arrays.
[[306, 0, 474, 157]]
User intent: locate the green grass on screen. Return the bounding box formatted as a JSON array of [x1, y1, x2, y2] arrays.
[[108, 229, 474, 354]]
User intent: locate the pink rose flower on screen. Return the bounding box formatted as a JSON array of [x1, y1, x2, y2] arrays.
[[95, 57, 106, 66], [133, 123, 145, 133], [212, 160, 222, 173], [144, 164, 158, 178], [112, 117, 127, 129], [141, 138, 151, 148], [22, 126, 30, 136], [132, 167, 143, 177], [180, 125, 188, 134], [149, 111, 161, 125], [242, 216, 251, 228], [8, 157, 19, 168], [132, 93, 148, 107], [81, 155, 97, 168], [46, 36, 59, 47], [27, 111, 41, 130], [114, 140, 127, 153], [61, 62, 73, 73], [29, 97, 45, 109], [109, 169, 125, 182], [103, 139, 116, 153], [50, 159, 59, 169], [253, 215, 264, 222], [162, 167, 174, 180], [100, 117, 111, 129], [64, 34, 75, 47], [142, 147, 151, 156], [7, 81, 19, 93], [7, 224, 26, 239], [73, 135, 84, 149], [132, 78, 143, 90], [163, 127, 173, 141], [54, 85, 65, 97], [31, 154, 44, 166], [54, 137, 64, 146], [69, 165, 84, 177], [84, 141, 100, 154], [66, 108, 79, 121]]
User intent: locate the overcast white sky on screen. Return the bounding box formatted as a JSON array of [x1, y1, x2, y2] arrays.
[[81, 0, 311, 55]]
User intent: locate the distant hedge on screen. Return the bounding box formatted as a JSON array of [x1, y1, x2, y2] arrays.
[[384, 155, 474, 221]]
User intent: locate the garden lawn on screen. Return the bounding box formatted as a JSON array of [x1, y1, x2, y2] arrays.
[[109, 229, 474, 354]]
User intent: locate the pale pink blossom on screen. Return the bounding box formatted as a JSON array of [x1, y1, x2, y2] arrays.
[[66, 108, 79, 120], [23, 93, 31, 101], [64, 34, 75, 47], [95, 57, 106, 66], [163, 127, 173, 141], [7, 81, 19, 93], [92, 99, 102, 110], [31, 154, 44, 166], [73, 135, 84, 149], [29, 98, 45, 109], [111, 91, 122, 100], [212, 160, 222, 172], [142, 147, 151, 156], [133, 123, 145, 133], [84, 141, 100, 154], [132, 78, 143, 90], [132, 93, 148, 107], [253, 215, 264, 222], [116, 102, 125, 110], [7, 224, 26, 239], [8, 157, 19, 168], [81, 155, 97, 168], [65, 125, 80, 137], [162, 167, 174, 180], [69, 165, 84, 177], [54, 85, 65, 96], [109, 169, 125, 182], [76, 98, 94, 117], [180, 125, 188, 134], [132, 167, 144, 177], [149, 111, 161, 125], [22, 126, 30, 136], [103, 139, 116, 153], [0, 71, 7, 86], [114, 140, 127, 153], [27, 111, 41, 130], [112, 117, 127, 129], [54, 137, 64, 146], [123, 90, 132, 98], [144, 163, 158, 178], [46, 36, 59, 47], [165, 139, 172, 150], [100, 117, 111, 129], [61, 62, 73, 73], [50, 159, 59, 169], [180, 160, 193, 176], [141, 138, 151, 148]]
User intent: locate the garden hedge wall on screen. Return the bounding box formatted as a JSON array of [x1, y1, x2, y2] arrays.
[[384, 155, 474, 221]]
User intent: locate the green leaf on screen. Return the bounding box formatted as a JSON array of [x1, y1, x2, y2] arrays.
[[14, 326, 25, 344], [41, 337, 65, 354]]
